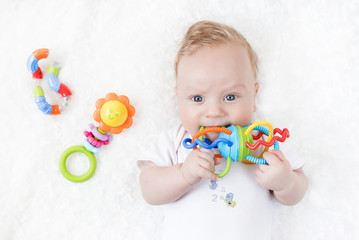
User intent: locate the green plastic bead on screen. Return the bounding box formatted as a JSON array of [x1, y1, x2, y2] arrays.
[[98, 128, 106, 135], [33, 86, 44, 97], [246, 131, 254, 157], [237, 126, 253, 161], [47, 64, 60, 76]]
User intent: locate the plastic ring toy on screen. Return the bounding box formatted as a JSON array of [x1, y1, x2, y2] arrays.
[[216, 157, 232, 178], [27, 48, 72, 115], [59, 145, 97, 182], [244, 121, 273, 159], [59, 92, 135, 183], [182, 121, 290, 178]]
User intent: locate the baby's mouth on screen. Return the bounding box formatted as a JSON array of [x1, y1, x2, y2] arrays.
[[199, 125, 232, 142], [203, 124, 231, 129]]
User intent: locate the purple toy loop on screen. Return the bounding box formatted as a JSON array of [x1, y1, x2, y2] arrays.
[[89, 123, 111, 141]]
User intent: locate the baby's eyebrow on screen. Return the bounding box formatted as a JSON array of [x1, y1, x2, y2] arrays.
[[230, 83, 247, 89], [184, 85, 208, 93]]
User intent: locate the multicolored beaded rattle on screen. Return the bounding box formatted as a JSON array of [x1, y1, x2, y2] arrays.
[[26, 48, 72, 115], [59, 92, 135, 182], [183, 121, 290, 178]]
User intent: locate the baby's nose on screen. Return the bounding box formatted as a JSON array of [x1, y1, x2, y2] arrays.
[[206, 103, 225, 118]]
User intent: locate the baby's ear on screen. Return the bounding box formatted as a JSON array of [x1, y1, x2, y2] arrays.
[[254, 82, 259, 112], [254, 82, 259, 95]]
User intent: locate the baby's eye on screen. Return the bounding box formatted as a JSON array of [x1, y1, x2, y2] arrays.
[[192, 96, 203, 102], [224, 94, 236, 101]]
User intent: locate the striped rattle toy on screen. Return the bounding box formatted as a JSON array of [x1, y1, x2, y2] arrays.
[[26, 48, 72, 115], [183, 121, 290, 178], [59, 92, 135, 182]]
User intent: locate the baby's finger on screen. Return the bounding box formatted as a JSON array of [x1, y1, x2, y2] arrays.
[[199, 158, 214, 171], [198, 153, 214, 163], [198, 147, 215, 158], [198, 167, 218, 181], [269, 150, 286, 162], [263, 151, 281, 166], [255, 167, 265, 179], [258, 164, 269, 173]]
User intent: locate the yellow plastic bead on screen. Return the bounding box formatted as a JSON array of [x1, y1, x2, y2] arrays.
[[100, 100, 128, 127]]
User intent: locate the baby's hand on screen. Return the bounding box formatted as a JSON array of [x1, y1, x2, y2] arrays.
[[255, 150, 293, 191], [181, 148, 219, 185]]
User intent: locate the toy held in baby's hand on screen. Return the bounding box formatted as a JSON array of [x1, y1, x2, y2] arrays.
[[59, 92, 135, 182], [182, 121, 290, 178], [26, 48, 72, 115]]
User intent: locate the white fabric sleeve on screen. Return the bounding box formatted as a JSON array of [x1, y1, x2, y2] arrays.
[[137, 130, 177, 170]]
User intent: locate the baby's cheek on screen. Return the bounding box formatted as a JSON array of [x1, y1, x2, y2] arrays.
[[231, 114, 253, 126], [180, 112, 199, 131], [180, 118, 198, 136]]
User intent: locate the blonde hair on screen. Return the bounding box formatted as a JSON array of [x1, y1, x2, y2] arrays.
[[175, 20, 258, 80]]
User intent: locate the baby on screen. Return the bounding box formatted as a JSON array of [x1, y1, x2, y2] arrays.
[[138, 21, 308, 240]]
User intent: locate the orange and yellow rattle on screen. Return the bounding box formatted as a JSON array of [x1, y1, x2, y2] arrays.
[[59, 93, 135, 182]]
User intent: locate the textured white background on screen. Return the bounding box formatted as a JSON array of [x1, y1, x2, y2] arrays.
[[0, 0, 358, 239]]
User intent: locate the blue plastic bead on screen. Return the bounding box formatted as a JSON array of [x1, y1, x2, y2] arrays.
[[83, 139, 100, 154], [35, 96, 46, 104], [26, 54, 39, 73], [35, 96, 52, 114], [245, 155, 267, 164], [45, 73, 61, 92]]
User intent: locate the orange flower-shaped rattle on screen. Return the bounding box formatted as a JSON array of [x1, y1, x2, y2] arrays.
[[93, 93, 135, 134], [59, 92, 135, 182]]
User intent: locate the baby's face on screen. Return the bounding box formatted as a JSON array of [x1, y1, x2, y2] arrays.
[[176, 43, 259, 141]]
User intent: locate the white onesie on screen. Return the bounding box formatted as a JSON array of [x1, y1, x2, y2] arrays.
[[138, 124, 304, 240]]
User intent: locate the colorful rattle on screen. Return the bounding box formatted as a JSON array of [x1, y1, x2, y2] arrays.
[[26, 48, 72, 115], [183, 121, 290, 178], [59, 92, 135, 182]]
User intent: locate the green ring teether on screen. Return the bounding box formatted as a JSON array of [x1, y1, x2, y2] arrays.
[[59, 145, 97, 182], [213, 156, 232, 178]]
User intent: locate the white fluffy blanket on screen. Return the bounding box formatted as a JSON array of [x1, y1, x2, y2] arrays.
[[1, 0, 358, 239]]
